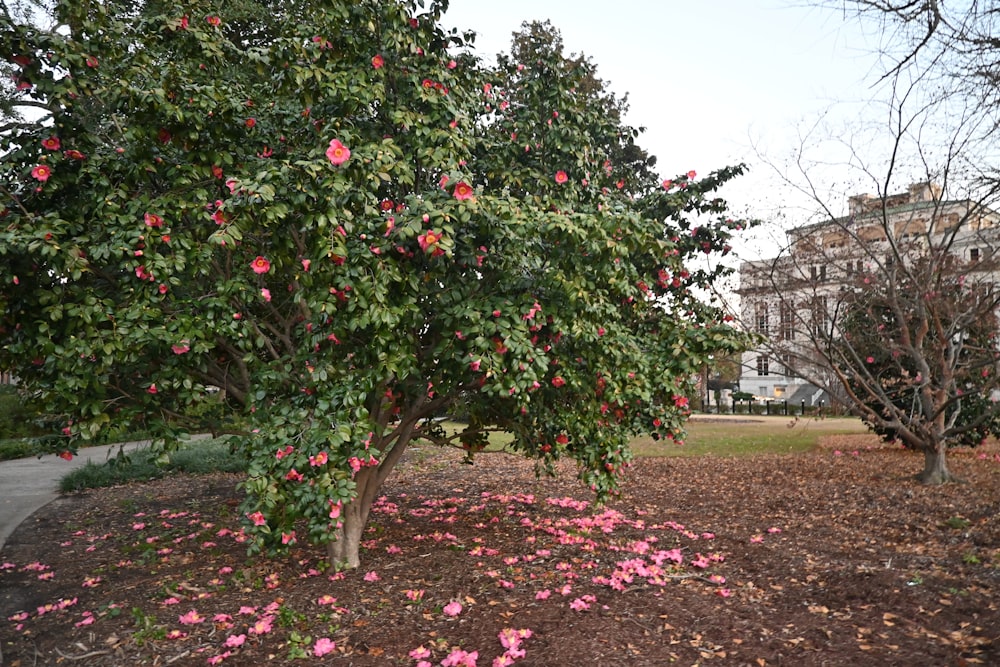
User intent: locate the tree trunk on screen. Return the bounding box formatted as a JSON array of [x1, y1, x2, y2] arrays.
[[326, 501, 365, 569], [323, 420, 420, 568], [916, 444, 954, 484]]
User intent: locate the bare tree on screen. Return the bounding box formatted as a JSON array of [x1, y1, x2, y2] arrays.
[[742, 77, 1000, 483]]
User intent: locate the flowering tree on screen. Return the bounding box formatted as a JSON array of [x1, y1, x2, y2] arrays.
[[0, 0, 750, 566]]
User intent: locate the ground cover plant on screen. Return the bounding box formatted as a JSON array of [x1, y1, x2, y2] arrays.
[[2, 434, 998, 666]]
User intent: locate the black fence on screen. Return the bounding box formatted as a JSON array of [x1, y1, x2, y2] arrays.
[[701, 399, 828, 417]]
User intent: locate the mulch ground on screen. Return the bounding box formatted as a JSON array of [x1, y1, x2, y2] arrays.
[[1, 436, 998, 667]]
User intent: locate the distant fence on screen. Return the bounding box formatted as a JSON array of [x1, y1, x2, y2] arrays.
[[701, 399, 834, 417]]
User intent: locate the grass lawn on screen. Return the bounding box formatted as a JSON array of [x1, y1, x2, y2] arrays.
[[632, 415, 870, 457], [430, 415, 870, 459]]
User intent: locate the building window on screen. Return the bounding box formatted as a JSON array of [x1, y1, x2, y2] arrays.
[[756, 355, 769, 376], [773, 385, 786, 398], [779, 302, 795, 341], [971, 247, 980, 262], [756, 303, 769, 335], [810, 296, 828, 335]]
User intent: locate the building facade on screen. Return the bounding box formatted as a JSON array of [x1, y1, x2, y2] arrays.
[[737, 182, 1000, 405]]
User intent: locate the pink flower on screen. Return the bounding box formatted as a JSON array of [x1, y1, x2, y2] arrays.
[[85, 56, 98, 68], [866, 356, 875, 363], [206, 15, 221, 26], [442, 601, 463, 616], [313, 637, 336, 657], [442, 649, 478, 667], [261, 288, 271, 302], [144, 213, 164, 228], [41, 136, 60, 150], [31, 165, 51, 182], [551, 376, 565, 388], [410, 646, 432, 659], [662, 179, 673, 190], [569, 598, 590, 611], [687, 170, 697, 179], [250, 256, 271, 274], [326, 138, 351, 166], [171, 342, 190, 355], [371, 54, 384, 69], [328, 499, 343, 519], [249, 616, 273, 635], [225, 634, 246, 647], [147, 384, 158, 394], [178, 609, 205, 624], [247, 511, 266, 526], [554, 170, 568, 184], [309, 451, 328, 466], [418, 229, 442, 253], [716, 588, 732, 598], [534, 589, 551, 600], [301, 258, 311, 271], [363, 570, 380, 582], [673, 394, 689, 408], [453, 182, 473, 200], [470, 359, 482, 372]]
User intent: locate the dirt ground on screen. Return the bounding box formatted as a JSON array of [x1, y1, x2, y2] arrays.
[[1, 436, 998, 666]]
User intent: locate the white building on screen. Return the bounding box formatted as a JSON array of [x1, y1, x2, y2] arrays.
[[737, 182, 1000, 406]]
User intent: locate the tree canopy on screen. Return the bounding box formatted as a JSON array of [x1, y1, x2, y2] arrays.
[[0, 0, 750, 566]]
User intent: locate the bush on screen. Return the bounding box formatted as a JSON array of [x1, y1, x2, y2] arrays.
[[59, 438, 248, 492]]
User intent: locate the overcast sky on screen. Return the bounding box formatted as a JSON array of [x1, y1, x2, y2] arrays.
[[443, 0, 888, 257]]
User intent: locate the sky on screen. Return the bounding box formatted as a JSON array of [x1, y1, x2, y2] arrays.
[[443, 0, 888, 259]]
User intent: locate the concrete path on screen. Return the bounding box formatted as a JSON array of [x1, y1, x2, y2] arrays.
[[0, 442, 146, 553]]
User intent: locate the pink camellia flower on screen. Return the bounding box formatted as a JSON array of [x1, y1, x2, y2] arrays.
[[250, 256, 271, 274], [662, 179, 673, 190], [206, 15, 221, 26], [470, 359, 482, 372], [371, 54, 384, 69], [452, 182, 473, 200], [551, 376, 565, 388], [326, 138, 351, 166], [410, 646, 432, 659], [554, 170, 568, 184], [687, 170, 697, 179], [313, 637, 336, 657], [171, 342, 190, 355], [418, 229, 442, 253], [301, 258, 311, 271], [442, 601, 462, 617], [178, 16, 189, 29], [866, 356, 875, 363], [31, 165, 51, 182], [144, 212, 163, 228], [178, 609, 205, 625], [147, 384, 158, 394], [245, 117, 256, 129], [85, 56, 98, 68], [363, 570, 379, 582], [261, 288, 271, 302], [63, 149, 86, 160], [247, 511, 267, 526], [41, 136, 60, 150], [225, 634, 246, 648]]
